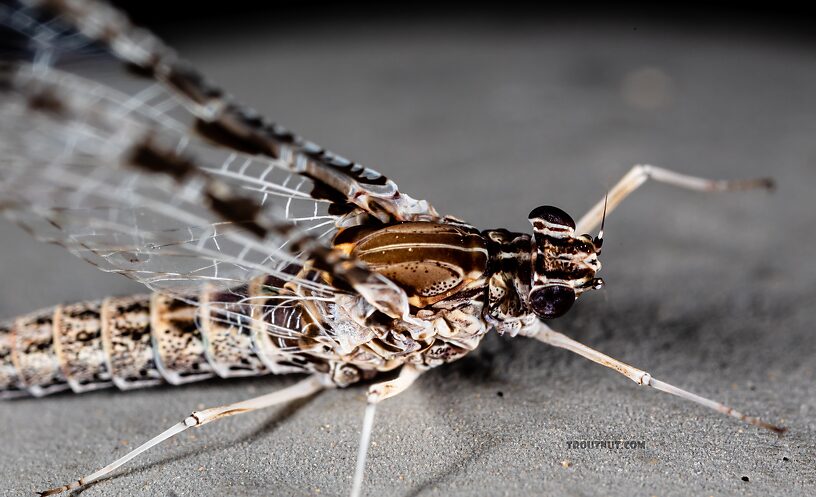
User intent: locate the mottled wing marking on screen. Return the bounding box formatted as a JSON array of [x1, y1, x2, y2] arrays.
[[0, 66, 329, 299], [3, 0, 349, 242], [21, 0, 441, 224]]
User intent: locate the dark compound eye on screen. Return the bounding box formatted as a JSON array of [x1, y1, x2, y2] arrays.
[[529, 285, 576, 319], [528, 205, 576, 231], [577, 242, 594, 253]]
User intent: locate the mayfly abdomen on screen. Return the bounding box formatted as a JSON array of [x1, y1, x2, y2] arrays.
[[0, 281, 314, 398]]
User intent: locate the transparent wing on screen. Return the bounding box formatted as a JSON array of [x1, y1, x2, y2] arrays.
[[9, 0, 441, 225], [0, 63, 336, 300]]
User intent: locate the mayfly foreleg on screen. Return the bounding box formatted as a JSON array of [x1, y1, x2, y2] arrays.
[[349, 365, 425, 497], [530, 322, 785, 434], [574, 164, 775, 234], [38, 375, 327, 496]]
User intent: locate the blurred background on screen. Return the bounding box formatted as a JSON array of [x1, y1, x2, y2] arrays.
[[1, 2, 814, 496]]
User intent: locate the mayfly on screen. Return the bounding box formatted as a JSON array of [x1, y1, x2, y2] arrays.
[[0, 1, 784, 495]]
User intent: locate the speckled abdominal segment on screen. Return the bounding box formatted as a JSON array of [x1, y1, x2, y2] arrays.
[[150, 293, 214, 385], [200, 286, 268, 378], [0, 322, 25, 399], [9, 308, 70, 397], [101, 295, 163, 390], [53, 301, 112, 393]]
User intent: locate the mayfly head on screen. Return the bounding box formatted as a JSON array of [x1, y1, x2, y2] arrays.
[[526, 205, 604, 319]]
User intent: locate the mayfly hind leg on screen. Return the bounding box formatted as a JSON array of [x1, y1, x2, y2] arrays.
[[574, 164, 775, 234], [349, 365, 424, 497], [38, 375, 327, 496], [530, 322, 785, 434]]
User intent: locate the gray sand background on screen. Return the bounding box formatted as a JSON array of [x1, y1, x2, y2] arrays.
[[1, 15, 815, 497]]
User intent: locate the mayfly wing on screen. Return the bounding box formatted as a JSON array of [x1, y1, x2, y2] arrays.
[[0, 0, 427, 323], [17, 0, 442, 225], [0, 63, 323, 299]]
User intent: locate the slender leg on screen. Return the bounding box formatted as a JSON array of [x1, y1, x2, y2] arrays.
[[367, 364, 424, 404], [531, 322, 785, 435], [39, 375, 326, 496], [349, 365, 424, 497], [575, 164, 774, 234]]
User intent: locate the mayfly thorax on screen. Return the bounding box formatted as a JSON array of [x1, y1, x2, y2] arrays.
[[0, 1, 784, 496]]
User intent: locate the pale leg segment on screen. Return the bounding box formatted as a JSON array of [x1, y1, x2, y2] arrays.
[[366, 363, 424, 404], [350, 365, 424, 497], [39, 375, 326, 496], [532, 323, 785, 435], [575, 164, 774, 234]]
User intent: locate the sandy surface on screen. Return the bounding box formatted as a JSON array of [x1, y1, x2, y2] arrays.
[[1, 15, 815, 497]]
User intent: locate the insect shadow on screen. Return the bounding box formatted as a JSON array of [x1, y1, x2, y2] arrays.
[[403, 434, 502, 497]]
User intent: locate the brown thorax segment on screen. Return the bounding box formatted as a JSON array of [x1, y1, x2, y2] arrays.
[[289, 221, 493, 377], [334, 222, 488, 308], [283, 221, 494, 379]]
